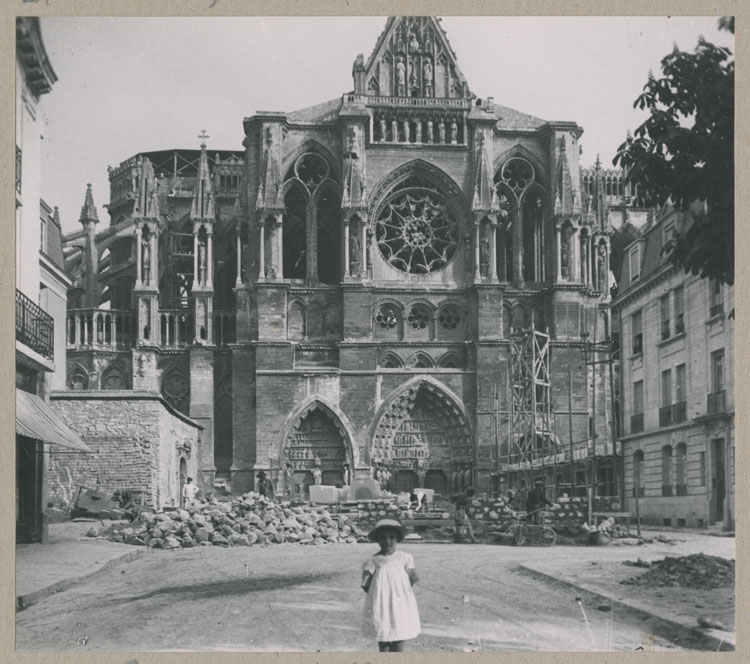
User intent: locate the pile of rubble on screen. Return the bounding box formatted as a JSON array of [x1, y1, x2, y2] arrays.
[[621, 553, 735, 590], [354, 499, 407, 527], [94, 493, 370, 549]]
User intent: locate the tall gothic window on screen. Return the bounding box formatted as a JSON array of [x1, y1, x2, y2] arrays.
[[282, 152, 341, 283]]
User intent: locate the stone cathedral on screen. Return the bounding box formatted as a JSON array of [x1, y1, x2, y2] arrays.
[[63, 17, 627, 501]]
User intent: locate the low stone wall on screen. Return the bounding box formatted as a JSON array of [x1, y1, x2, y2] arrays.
[[48, 391, 202, 510]]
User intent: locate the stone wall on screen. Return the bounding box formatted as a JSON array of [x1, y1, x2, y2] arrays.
[[48, 391, 201, 509]]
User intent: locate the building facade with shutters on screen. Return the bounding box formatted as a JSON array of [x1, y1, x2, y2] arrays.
[[16, 18, 91, 543], [611, 202, 734, 529], [62, 16, 637, 501]]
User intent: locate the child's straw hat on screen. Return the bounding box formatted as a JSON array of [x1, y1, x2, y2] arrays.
[[368, 518, 405, 542]]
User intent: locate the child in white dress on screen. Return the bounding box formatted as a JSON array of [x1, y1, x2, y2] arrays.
[[361, 518, 420, 652]]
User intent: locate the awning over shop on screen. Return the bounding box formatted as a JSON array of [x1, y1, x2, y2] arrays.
[[16, 390, 92, 452]]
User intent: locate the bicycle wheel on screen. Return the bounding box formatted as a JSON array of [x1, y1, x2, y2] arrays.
[[513, 524, 525, 546], [542, 526, 557, 546]]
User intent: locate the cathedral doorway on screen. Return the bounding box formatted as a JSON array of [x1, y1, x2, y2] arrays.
[[371, 380, 473, 496], [284, 405, 350, 492]]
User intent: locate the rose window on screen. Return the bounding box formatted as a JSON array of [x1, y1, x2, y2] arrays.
[[375, 304, 400, 329], [407, 304, 431, 330], [375, 189, 458, 274], [438, 305, 462, 329]]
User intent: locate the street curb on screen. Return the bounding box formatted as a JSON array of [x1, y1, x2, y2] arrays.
[[16, 548, 146, 611], [517, 564, 735, 651]]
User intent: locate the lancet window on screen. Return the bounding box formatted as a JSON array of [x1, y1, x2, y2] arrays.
[[282, 152, 341, 284]]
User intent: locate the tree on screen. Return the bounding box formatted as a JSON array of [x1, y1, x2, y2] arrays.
[[614, 17, 734, 285]]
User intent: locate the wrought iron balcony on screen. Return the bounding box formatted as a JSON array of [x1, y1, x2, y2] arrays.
[[676, 483, 688, 497], [659, 401, 687, 427], [707, 390, 726, 415], [16, 289, 54, 360], [710, 302, 724, 318], [16, 145, 22, 195], [630, 412, 644, 434], [661, 484, 673, 497]]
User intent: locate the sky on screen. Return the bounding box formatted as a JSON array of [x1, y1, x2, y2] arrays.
[[37, 15, 733, 234]]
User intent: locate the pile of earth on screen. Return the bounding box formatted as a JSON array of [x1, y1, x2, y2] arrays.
[[621, 553, 735, 590], [90, 493, 370, 549]]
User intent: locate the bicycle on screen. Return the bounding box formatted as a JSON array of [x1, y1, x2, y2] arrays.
[[481, 507, 557, 546]]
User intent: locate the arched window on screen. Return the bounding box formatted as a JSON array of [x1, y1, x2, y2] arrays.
[[676, 442, 687, 495], [381, 352, 403, 369], [407, 303, 432, 337], [661, 445, 673, 496], [633, 450, 645, 497], [438, 352, 461, 369], [374, 303, 402, 340]]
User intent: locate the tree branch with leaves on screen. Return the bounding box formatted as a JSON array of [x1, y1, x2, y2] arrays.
[[615, 17, 734, 285]]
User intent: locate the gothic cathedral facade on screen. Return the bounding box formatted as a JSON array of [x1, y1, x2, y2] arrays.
[[63, 17, 620, 500]]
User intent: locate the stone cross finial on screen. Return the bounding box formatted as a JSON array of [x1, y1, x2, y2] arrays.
[[198, 129, 210, 148]]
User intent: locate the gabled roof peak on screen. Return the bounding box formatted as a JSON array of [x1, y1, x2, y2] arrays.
[[362, 16, 470, 100]]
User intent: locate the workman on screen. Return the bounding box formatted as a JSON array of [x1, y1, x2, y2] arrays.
[[257, 471, 275, 499], [452, 486, 477, 543], [182, 477, 200, 508], [525, 480, 554, 525]]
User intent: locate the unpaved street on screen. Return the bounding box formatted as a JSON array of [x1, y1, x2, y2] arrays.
[[16, 541, 696, 652]]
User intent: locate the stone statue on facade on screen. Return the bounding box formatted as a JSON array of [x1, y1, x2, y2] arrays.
[[379, 116, 387, 143], [438, 119, 446, 144], [450, 118, 458, 144], [198, 241, 207, 284], [597, 243, 607, 290], [415, 120, 422, 143], [560, 228, 570, 279], [349, 230, 361, 275], [426, 118, 433, 144], [141, 235, 151, 284], [480, 226, 491, 277], [396, 58, 406, 96], [391, 118, 399, 142], [423, 59, 433, 96]]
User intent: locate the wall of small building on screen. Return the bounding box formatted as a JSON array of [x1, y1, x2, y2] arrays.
[[47, 392, 201, 510]]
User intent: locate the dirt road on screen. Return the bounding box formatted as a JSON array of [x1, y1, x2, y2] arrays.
[[16, 541, 694, 652]]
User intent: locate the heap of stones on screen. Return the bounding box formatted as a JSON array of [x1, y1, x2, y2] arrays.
[[621, 554, 735, 590], [97, 492, 370, 549]]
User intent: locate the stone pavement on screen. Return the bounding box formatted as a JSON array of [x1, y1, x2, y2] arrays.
[[518, 531, 735, 651], [16, 521, 145, 609]]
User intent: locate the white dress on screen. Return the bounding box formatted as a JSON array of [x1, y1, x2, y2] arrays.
[[362, 550, 421, 642]]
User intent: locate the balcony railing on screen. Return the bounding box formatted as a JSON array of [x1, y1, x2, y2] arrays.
[[662, 484, 674, 497], [68, 309, 136, 350], [632, 486, 645, 498], [707, 390, 726, 415], [676, 484, 688, 497], [659, 401, 687, 427], [630, 413, 644, 434], [710, 302, 724, 317], [159, 310, 194, 348], [16, 145, 22, 195], [16, 289, 54, 360]]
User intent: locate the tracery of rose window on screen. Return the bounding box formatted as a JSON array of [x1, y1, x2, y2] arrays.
[[375, 188, 458, 274]]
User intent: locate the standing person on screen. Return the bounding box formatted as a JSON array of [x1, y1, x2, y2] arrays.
[[257, 471, 275, 500], [342, 462, 352, 486], [526, 479, 554, 525], [283, 462, 294, 500], [182, 477, 200, 509], [311, 465, 323, 486], [452, 486, 477, 543], [361, 518, 420, 652]]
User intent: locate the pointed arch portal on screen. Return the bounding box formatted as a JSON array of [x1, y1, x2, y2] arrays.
[[371, 379, 473, 494], [283, 401, 352, 487]]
